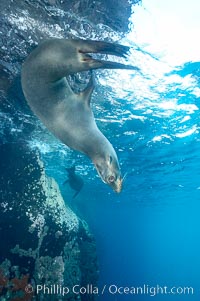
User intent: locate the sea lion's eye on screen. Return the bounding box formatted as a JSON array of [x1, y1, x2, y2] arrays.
[[108, 175, 115, 183], [109, 156, 113, 164]]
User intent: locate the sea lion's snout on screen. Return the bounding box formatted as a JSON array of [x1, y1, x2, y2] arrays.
[[107, 175, 123, 193], [94, 151, 123, 193]]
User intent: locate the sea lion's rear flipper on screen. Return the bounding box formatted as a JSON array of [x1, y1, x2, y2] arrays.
[[88, 59, 140, 71], [76, 40, 140, 71], [78, 40, 131, 58], [80, 55, 140, 71]]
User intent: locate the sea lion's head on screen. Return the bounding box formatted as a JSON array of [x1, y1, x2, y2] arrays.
[[94, 153, 123, 193]]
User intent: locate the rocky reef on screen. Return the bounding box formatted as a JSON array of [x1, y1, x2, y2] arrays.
[[0, 143, 98, 300]]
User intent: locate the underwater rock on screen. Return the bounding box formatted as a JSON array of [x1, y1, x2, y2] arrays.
[[59, 0, 141, 32], [0, 143, 98, 300]]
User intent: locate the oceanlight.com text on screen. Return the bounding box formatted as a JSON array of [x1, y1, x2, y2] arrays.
[[107, 284, 194, 296], [24, 283, 194, 297]]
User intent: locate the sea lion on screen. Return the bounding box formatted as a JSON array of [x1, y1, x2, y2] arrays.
[[63, 166, 84, 199], [21, 38, 139, 193]]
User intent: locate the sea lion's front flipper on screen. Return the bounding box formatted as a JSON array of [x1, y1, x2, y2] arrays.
[[79, 72, 95, 106], [78, 40, 131, 58]]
